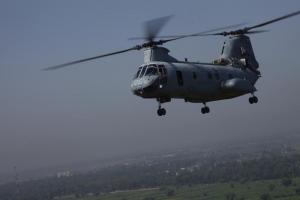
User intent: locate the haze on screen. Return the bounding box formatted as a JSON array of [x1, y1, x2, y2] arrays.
[[0, 0, 300, 176]]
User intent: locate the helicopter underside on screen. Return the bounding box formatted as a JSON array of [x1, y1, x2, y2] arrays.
[[137, 90, 250, 102], [135, 88, 258, 116]]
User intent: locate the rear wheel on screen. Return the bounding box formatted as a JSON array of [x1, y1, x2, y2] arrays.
[[253, 96, 258, 103]]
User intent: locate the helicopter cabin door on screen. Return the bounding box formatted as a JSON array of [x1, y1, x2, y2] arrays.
[[158, 65, 167, 87]]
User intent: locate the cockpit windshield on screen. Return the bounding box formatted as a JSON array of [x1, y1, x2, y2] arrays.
[[134, 65, 160, 79], [134, 67, 142, 78], [139, 66, 147, 78], [145, 65, 158, 76]]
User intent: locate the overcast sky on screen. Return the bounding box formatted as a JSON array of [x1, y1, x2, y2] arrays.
[[0, 0, 300, 175]]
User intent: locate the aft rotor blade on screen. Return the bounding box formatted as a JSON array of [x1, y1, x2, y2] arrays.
[[245, 10, 300, 31], [156, 23, 246, 39], [205, 29, 269, 36], [142, 15, 173, 41], [156, 23, 247, 44], [130, 22, 246, 40], [207, 10, 300, 36], [44, 46, 140, 70]]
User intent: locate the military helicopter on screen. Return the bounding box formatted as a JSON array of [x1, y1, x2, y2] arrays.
[[45, 11, 300, 116]]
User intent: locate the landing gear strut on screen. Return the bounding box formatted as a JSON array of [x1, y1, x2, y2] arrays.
[[157, 100, 166, 116], [249, 95, 258, 104], [201, 103, 210, 114]]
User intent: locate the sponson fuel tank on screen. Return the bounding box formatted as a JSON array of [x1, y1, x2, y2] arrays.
[[221, 78, 256, 94]]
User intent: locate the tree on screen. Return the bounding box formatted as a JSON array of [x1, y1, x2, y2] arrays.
[[226, 193, 236, 200], [268, 184, 275, 191], [281, 178, 292, 187], [143, 197, 155, 200], [260, 193, 272, 200], [166, 189, 175, 197]]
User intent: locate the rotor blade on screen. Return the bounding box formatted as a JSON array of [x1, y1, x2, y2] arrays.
[[246, 30, 269, 34], [157, 23, 247, 44], [44, 46, 140, 70], [154, 23, 246, 39], [130, 22, 246, 40], [208, 10, 300, 36], [143, 15, 173, 41], [245, 10, 300, 31], [203, 29, 269, 36]]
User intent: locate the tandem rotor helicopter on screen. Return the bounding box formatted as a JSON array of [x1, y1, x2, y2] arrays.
[[45, 11, 300, 116]]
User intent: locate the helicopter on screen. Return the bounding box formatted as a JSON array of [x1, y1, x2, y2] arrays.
[[45, 10, 300, 116]]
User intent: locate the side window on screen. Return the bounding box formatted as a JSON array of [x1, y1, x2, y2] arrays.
[[228, 74, 233, 79], [158, 68, 163, 75], [192, 72, 197, 80], [207, 72, 213, 80], [158, 65, 168, 85], [176, 70, 184, 86], [158, 65, 167, 76], [163, 68, 167, 75]]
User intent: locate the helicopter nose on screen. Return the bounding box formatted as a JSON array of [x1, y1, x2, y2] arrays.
[[131, 76, 159, 96]]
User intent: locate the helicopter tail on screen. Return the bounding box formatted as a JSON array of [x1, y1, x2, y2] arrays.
[[220, 35, 259, 70]]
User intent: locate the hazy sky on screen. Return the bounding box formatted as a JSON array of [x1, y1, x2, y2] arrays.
[[0, 0, 300, 175]]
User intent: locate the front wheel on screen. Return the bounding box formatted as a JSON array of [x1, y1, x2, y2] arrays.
[[157, 108, 166, 116]]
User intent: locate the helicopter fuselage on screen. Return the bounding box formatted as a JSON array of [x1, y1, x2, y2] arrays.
[[131, 61, 259, 103]]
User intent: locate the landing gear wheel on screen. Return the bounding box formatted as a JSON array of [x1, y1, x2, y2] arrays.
[[249, 97, 254, 104], [201, 107, 205, 114], [205, 106, 210, 113], [253, 96, 258, 103], [157, 109, 162, 116], [201, 106, 210, 114], [157, 108, 166, 116], [160, 108, 166, 115], [249, 96, 258, 104]]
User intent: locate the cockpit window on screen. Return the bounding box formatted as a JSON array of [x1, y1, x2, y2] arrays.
[[139, 66, 147, 78], [134, 67, 142, 78], [145, 65, 158, 76], [134, 65, 161, 79]]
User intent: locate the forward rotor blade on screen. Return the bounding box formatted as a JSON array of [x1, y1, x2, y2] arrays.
[[143, 15, 173, 41], [44, 46, 140, 70], [245, 10, 300, 31], [246, 30, 269, 34]]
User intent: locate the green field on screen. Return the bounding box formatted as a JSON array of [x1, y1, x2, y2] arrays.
[[73, 177, 300, 200]]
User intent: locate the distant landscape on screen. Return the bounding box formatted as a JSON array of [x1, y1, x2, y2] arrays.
[[1, 133, 300, 200]]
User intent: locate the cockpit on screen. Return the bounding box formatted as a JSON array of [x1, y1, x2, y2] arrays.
[[134, 64, 167, 79], [134, 64, 161, 79], [131, 64, 167, 97]]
